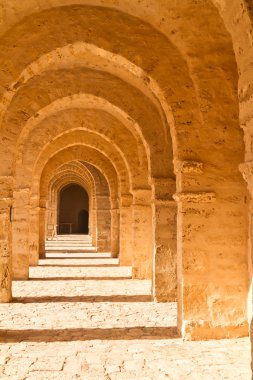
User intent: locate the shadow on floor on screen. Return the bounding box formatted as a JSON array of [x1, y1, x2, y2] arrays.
[[0, 326, 179, 342], [44, 254, 112, 261], [39, 264, 120, 268], [13, 295, 153, 303], [44, 257, 111, 260], [28, 277, 132, 281]]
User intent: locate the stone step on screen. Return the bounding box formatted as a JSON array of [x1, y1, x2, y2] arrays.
[[46, 243, 94, 247], [47, 241, 92, 244], [45, 234, 97, 253], [45, 242, 94, 245], [51, 235, 92, 240], [46, 246, 93, 248], [48, 238, 92, 240], [46, 249, 98, 253], [45, 243, 95, 246], [51, 239, 92, 242], [46, 252, 111, 258]]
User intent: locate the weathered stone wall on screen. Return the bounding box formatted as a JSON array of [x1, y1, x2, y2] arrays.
[[0, 0, 251, 349]]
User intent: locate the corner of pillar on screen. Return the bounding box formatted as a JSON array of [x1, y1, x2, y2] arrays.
[[151, 177, 177, 302], [0, 176, 14, 303]]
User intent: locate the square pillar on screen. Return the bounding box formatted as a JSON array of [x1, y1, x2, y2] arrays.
[[29, 197, 39, 266], [88, 197, 93, 237], [39, 199, 47, 259], [132, 189, 153, 279], [119, 194, 133, 266], [0, 196, 12, 302], [239, 162, 253, 368], [176, 161, 248, 340], [12, 189, 30, 280], [96, 194, 111, 252], [151, 178, 177, 302], [111, 198, 120, 258], [96, 209, 111, 251], [92, 206, 97, 246]]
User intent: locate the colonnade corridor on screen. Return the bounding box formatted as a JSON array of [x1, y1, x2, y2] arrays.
[[0, 235, 250, 379], [1, 1, 253, 378]]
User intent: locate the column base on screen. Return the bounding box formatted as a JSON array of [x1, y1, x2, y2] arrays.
[[97, 241, 110, 252], [0, 293, 12, 302], [181, 320, 249, 340], [132, 266, 152, 280], [154, 294, 177, 302], [39, 250, 46, 259], [119, 243, 132, 266], [29, 252, 39, 266], [13, 273, 29, 281], [0, 265, 12, 302], [12, 254, 29, 280], [153, 273, 177, 302], [29, 259, 39, 266]]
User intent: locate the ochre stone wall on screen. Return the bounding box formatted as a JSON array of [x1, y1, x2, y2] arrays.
[[0, 1, 252, 354]]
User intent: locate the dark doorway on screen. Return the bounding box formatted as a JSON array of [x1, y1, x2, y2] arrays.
[[58, 184, 89, 234], [78, 209, 89, 234]]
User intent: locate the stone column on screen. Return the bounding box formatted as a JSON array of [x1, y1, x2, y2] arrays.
[[29, 196, 39, 266], [47, 198, 52, 224], [119, 194, 133, 266], [175, 160, 249, 340], [88, 196, 93, 237], [111, 198, 119, 258], [132, 189, 153, 279], [239, 162, 253, 360], [46, 198, 54, 239], [53, 191, 58, 233], [248, 202, 253, 325], [96, 194, 111, 252], [175, 188, 216, 339], [47, 187, 58, 239], [0, 176, 13, 302], [92, 203, 97, 246], [175, 161, 214, 338], [151, 178, 177, 302], [39, 199, 47, 259], [12, 188, 30, 280]]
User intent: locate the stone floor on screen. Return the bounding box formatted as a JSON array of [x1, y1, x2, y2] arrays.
[[0, 252, 251, 379]]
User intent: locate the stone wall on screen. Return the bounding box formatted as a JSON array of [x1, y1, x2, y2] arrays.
[[0, 0, 251, 349]]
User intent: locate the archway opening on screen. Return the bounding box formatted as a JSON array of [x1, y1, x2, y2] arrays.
[[78, 209, 89, 234], [58, 184, 89, 234]]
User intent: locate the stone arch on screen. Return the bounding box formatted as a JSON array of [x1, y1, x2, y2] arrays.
[[0, 42, 173, 148], [82, 162, 118, 255], [0, 2, 246, 180], [0, 1, 249, 343], [39, 147, 120, 208], [48, 171, 94, 237], [40, 147, 123, 254], [16, 108, 149, 189], [16, 93, 149, 177], [0, 1, 240, 172], [46, 160, 113, 252], [32, 132, 131, 196], [4, 67, 169, 178]]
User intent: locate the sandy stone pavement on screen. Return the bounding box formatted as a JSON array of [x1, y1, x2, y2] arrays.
[[0, 253, 250, 379]]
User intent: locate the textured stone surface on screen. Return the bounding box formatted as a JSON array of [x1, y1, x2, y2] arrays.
[[0, 0, 251, 361], [0, 253, 250, 379]]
